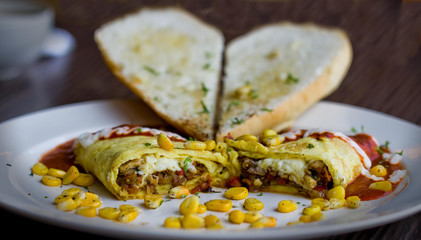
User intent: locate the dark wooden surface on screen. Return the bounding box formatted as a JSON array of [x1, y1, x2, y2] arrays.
[[1, 0, 420, 239]]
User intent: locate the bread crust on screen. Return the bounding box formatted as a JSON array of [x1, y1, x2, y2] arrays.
[[216, 24, 352, 141]]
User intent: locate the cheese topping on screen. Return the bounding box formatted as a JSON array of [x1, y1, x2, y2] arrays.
[[138, 155, 182, 188], [256, 158, 307, 189]]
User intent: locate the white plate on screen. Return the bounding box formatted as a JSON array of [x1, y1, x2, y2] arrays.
[[1, 99, 420, 239]]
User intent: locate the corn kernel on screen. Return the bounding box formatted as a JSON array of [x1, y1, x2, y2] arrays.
[[244, 211, 263, 223], [287, 221, 304, 226], [47, 168, 66, 178], [207, 222, 224, 230], [204, 215, 220, 228], [329, 198, 346, 209], [56, 197, 78, 211], [164, 216, 181, 229], [302, 205, 321, 216], [119, 204, 140, 213], [144, 194, 163, 209], [261, 136, 282, 147], [369, 181, 392, 191], [80, 192, 102, 208], [184, 141, 207, 150], [41, 175, 62, 187], [369, 165, 387, 177], [61, 187, 81, 197], [254, 216, 277, 228], [72, 191, 86, 206], [205, 199, 232, 212], [243, 198, 264, 211], [228, 210, 245, 224], [261, 129, 277, 138], [169, 186, 190, 199], [310, 212, 326, 222], [118, 210, 138, 223], [205, 140, 216, 151], [224, 187, 248, 200], [197, 204, 207, 214], [327, 186, 346, 200], [249, 221, 265, 229], [179, 195, 200, 215], [75, 206, 97, 218], [236, 134, 258, 142], [73, 173, 95, 187], [157, 133, 174, 151], [62, 166, 80, 185], [298, 215, 312, 223], [32, 162, 49, 175], [346, 196, 361, 209], [98, 207, 120, 220], [214, 142, 227, 152], [277, 200, 297, 213], [180, 213, 204, 229], [311, 198, 330, 211]]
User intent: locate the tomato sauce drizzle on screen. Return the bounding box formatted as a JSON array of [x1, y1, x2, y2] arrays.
[[39, 139, 77, 171]]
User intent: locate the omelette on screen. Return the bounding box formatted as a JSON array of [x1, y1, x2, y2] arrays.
[[73, 125, 238, 200], [225, 129, 370, 198]]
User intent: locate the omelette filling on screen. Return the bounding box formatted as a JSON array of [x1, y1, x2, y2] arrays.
[[240, 158, 333, 198], [116, 154, 212, 194]]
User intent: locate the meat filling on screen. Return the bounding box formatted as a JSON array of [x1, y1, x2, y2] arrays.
[[240, 158, 333, 198], [116, 158, 211, 194]]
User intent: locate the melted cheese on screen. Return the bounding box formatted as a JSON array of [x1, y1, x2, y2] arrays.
[[256, 158, 307, 188]]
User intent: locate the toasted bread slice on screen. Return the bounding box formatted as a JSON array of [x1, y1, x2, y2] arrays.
[[95, 8, 224, 140], [217, 23, 352, 141]]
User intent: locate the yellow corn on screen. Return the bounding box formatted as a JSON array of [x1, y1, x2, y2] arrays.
[[299, 215, 312, 223], [249, 221, 265, 229], [205, 199, 232, 212], [157, 133, 174, 151], [346, 196, 361, 209], [224, 187, 248, 200], [144, 194, 163, 209], [261, 129, 277, 138], [197, 204, 207, 214], [55, 197, 78, 211], [72, 191, 86, 206], [41, 175, 62, 187], [206, 222, 224, 230], [235, 85, 252, 99], [369, 181, 392, 191], [204, 215, 220, 228], [228, 210, 245, 224], [329, 198, 346, 209], [119, 204, 140, 213], [179, 195, 200, 215], [169, 186, 190, 199], [75, 206, 97, 218], [47, 168, 66, 178], [311, 198, 330, 211], [98, 207, 120, 220], [327, 186, 346, 200], [214, 142, 227, 152], [32, 162, 49, 175], [73, 173, 95, 187], [277, 200, 297, 213], [118, 209, 138, 223], [243, 198, 264, 211], [310, 212, 326, 222], [369, 165, 387, 177], [302, 205, 321, 216], [261, 136, 282, 147], [180, 213, 205, 229], [244, 211, 263, 223], [61, 187, 81, 197], [236, 134, 258, 142], [80, 192, 102, 208], [62, 166, 80, 185], [205, 140, 216, 151], [287, 221, 304, 226], [163, 216, 181, 229], [253, 216, 277, 228], [184, 141, 207, 150]]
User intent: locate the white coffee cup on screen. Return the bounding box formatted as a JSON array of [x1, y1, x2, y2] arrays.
[[0, 0, 54, 80]]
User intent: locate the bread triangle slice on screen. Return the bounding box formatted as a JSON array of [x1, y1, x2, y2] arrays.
[[217, 23, 352, 141], [95, 8, 224, 140]]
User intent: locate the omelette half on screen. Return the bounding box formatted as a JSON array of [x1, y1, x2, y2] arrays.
[[225, 129, 369, 198], [73, 125, 237, 200]]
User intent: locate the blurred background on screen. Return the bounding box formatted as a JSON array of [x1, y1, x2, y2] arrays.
[[0, 0, 420, 239]]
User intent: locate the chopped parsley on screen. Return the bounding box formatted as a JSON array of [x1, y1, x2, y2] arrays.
[[182, 157, 192, 172], [257, 192, 263, 196], [200, 100, 210, 114], [285, 73, 299, 84], [143, 65, 159, 76], [226, 100, 240, 111], [260, 108, 273, 112], [201, 82, 209, 96], [231, 117, 244, 126], [203, 63, 211, 70], [308, 143, 315, 149], [205, 51, 213, 59], [144, 143, 152, 147], [137, 127, 142, 133], [351, 125, 365, 134], [249, 89, 259, 99]]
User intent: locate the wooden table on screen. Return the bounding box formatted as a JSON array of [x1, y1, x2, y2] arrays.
[[1, 0, 420, 239]]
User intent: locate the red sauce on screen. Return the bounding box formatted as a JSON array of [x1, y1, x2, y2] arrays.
[[39, 139, 76, 171]]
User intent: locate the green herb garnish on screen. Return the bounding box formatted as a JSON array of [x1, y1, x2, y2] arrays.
[[257, 192, 263, 196], [182, 157, 192, 172], [227, 100, 240, 112], [231, 117, 244, 126], [308, 143, 314, 149], [201, 82, 209, 96], [286, 73, 299, 84], [143, 65, 159, 76], [200, 100, 210, 114], [144, 143, 151, 147], [261, 108, 273, 112], [203, 63, 211, 70]]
